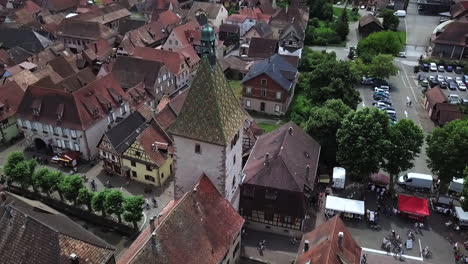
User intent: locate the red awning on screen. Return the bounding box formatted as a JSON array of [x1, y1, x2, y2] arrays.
[[398, 194, 430, 217]]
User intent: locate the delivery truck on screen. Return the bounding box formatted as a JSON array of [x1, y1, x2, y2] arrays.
[[397, 172, 433, 191]]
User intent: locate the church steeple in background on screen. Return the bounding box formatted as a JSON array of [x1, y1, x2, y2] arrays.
[[200, 23, 216, 65]]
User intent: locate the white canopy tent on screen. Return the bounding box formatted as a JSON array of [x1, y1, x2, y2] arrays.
[[325, 196, 365, 215], [332, 167, 346, 189]]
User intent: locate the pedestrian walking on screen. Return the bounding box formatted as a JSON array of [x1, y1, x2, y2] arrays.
[[392, 230, 396, 238], [377, 204, 381, 212]]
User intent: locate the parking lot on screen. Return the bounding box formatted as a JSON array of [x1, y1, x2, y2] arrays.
[[419, 65, 468, 102]]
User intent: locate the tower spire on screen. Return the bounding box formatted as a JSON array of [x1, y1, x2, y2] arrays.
[[201, 23, 216, 65]]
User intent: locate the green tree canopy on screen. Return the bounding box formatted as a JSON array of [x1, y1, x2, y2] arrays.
[[46, 171, 65, 200], [105, 190, 125, 223], [32, 167, 51, 194], [92, 189, 110, 217], [426, 119, 468, 188], [334, 7, 349, 41], [382, 119, 425, 191], [461, 167, 468, 211], [382, 10, 400, 31], [77, 188, 94, 211], [3, 152, 26, 180], [353, 54, 399, 78], [58, 175, 84, 204], [303, 99, 352, 166], [357, 31, 403, 57], [337, 107, 390, 180], [9, 159, 37, 189], [123, 196, 145, 229]]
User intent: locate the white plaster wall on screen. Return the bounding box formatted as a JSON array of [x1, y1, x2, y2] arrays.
[[173, 135, 225, 198], [224, 128, 243, 202]]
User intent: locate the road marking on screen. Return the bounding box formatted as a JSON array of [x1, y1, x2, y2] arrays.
[[400, 61, 419, 104], [362, 101, 366, 107], [419, 239, 423, 259], [404, 110, 408, 118], [362, 247, 423, 261]]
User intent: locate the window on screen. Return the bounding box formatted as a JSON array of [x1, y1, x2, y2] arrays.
[[265, 189, 278, 200], [233, 154, 236, 165], [275, 104, 281, 113], [175, 40, 178, 45], [41, 123, 47, 133], [17, 119, 23, 127], [136, 151, 141, 157], [284, 215, 292, 223], [57, 140, 63, 148], [161, 173, 164, 179], [243, 185, 255, 198], [120, 105, 125, 115], [107, 113, 114, 124], [146, 164, 152, 171], [31, 122, 38, 131], [163, 73, 167, 81], [195, 143, 201, 154], [131, 160, 136, 167], [168, 40, 172, 45], [63, 128, 69, 137], [132, 170, 137, 177], [276, 92, 281, 100], [246, 99, 251, 108], [145, 175, 155, 182], [232, 174, 236, 188], [261, 79, 267, 87], [64, 140, 70, 149], [100, 150, 107, 158], [25, 120, 31, 129], [261, 89, 267, 97], [246, 87, 251, 95], [71, 130, 77, 138]]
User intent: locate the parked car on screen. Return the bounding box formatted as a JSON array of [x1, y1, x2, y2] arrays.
[[440, 81, 448, 89], [398, 172, 433, 190], [430, 63, 437, 71], [448, 94, 461, 104], [438, 65, 445, 72], [377, 105, 395, 111], [374, 92, 390, 99], [421, 63, 430, 72], [361, 76, 374, 85], [398, 52, 407, 58], [462, 98, 468, 105], [388, 114, 397, 122], [463, 75, 468, 84], [445, 76, 454, 82], [373, 99, 392, 107], [418, 73, 427, 81], [456, 76, 463, 82], [436, 75, 445, 82], [421, 79, 429, 87], [458, 82, 467, 91], [394, 10, 407, 17], [374, 88, 390, 94], [379, 85, 390, 91], [429, 79, 439, 87], [446, 65, 453, 72], [455, 66, 463, 74], [427, 75, 436, 81], [449, 82, 458, 90]]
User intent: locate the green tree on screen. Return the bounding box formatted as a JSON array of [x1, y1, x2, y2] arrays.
[[46, 171, 65, 200], [58, 175, 84, 204], [426, 119, 468, 190], [3, 152, 26, 182], [357, 31, 403, 56], [353, 54, 399, 79], [92, 190, 110, 217], [9, 159, 37, 189], [303, 99, 352, 166], [105, 190, 125, 223], [334, 7, 349, 41], [382, 10, 400, 31], [337, 107, 390, 180], [77, 188, 94, 211], [382, 119, 424, 191], [32, 167, 50, 194], [310, 17, 320, 27], [123, 196, 145, 229]]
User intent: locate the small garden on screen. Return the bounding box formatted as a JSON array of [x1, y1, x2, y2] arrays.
[[258, 123, 281, 133], [1, 152, 145, 230]]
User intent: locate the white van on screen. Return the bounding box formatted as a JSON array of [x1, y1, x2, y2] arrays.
[[394, 10, 407, 17], [449, 178, 464, 194], [397, 172, 433, 190]]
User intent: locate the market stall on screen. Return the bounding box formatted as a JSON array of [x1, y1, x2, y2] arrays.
[[398, 194, 430, 221], [325, 195, 365, 219], [370, 173, 390, 187], [455, 207, 468, 227], [56, 151, 80, 169], [332, 167, 345, 189]]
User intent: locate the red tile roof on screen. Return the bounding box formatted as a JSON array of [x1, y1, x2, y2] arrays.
[[432, 102, 465, 126], [0, 81, 25, 121], [119, 21, 168, 55], [228, 14, 248, 23], [58, 19, 117, 40], [239, 7, 270, 22], [296, 215, 362, 264], [433, 21, 468, 46], [35, 0, 78, 12], [243, 122, 321, 192], [154, 10, 182, 26], [450, 1, 468, 18], [70, 3, 131, 24], [136, 119, 173, 166], [133, 47, 184, 75], [117, 175, 244, 264], [17, 74, 128, 130], [168, 21, 201, 48], [23, 0, 42, 14], [155, 104, 178, 129], [0, 49, 15, 66], [424, 86, 447, 110], [84, 38, 113, 61]]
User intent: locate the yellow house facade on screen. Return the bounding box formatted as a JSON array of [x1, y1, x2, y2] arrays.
[[121, 120, 174, 186]]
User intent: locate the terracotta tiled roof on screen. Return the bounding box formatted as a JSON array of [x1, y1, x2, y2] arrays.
[[110, 55, 164, 91], [17, 73, 127, 130], [239, 7, 270, 22], [187, 1, 224, 20], [247, 37, 278, 58], [0, 81, 25, 121], [0, 192, 115, 264], [133, 47, 184, 75], [359, 14, 383, 28], [47, 55, 77, 78], [155, 9, 182, 26], [168, 88, 188, 114], [219, 23, 239, 34], [135, 119, 173, 166], [296, 215, 362, 264], [34, 0, 78, 12], [117, 175, 244, 264], [243, 122, 321, 192], [137, 103, 154, 121], [155, 104, 178, 129], [33, 65, 64, 84], [58, 19, 117, 40], [247, 21, 273, 38], [168, 21, 200, 48], [0, 49, 15, 67], [71, 3, 131, 25], [433, 21, 468, 46], [119, 21, 168, 55], [49, 67, 96, 93], [168, 58, 245, 145], [432, 103, 465, 125], [270, 7, 308, 28], [23, 0, 42, 14], [450, 1, 468, 18], [228, 14, 248, 23], [6, 70, 39, 91], [425, 86, 447, 110]]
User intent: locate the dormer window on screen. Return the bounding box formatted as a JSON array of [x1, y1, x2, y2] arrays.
[[117, 95, 123, 104], [56, 104, 64, 121], [31, 98, 42, 116]]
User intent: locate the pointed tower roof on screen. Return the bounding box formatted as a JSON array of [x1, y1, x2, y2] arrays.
[[168, 58, 245, 146]]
